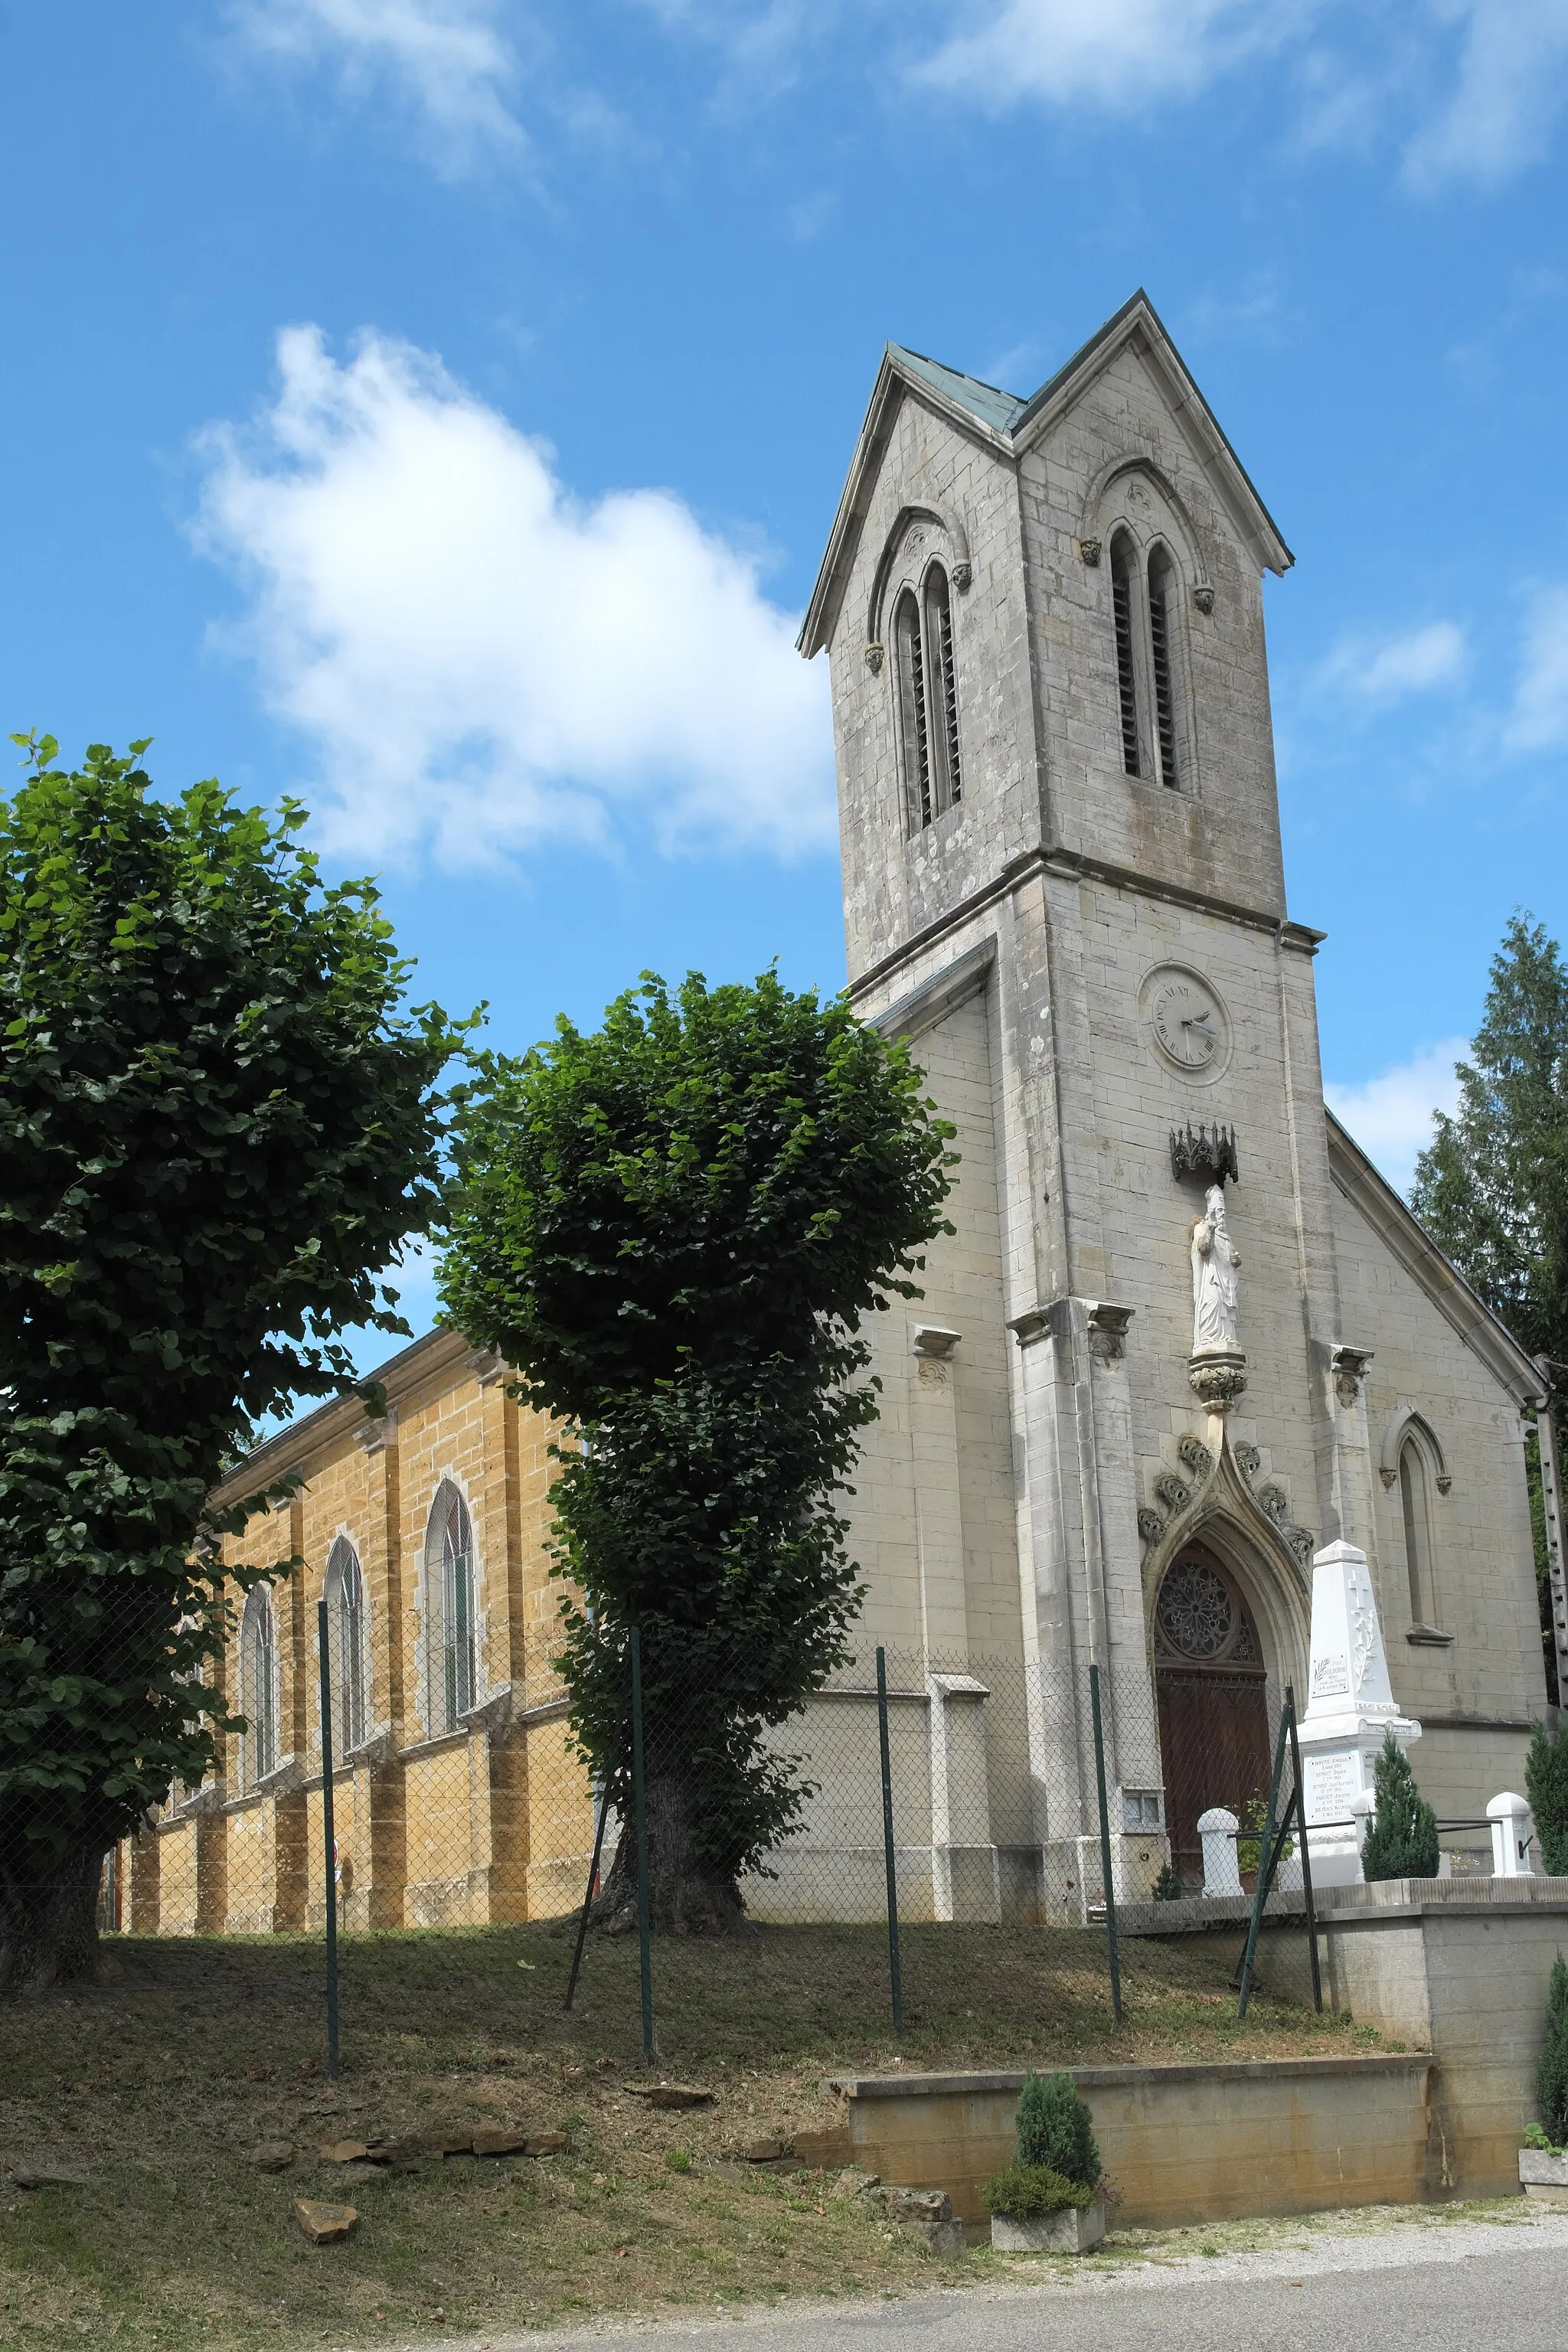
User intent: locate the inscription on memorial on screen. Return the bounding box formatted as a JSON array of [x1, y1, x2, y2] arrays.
[[1305, 1753, 1359, 1823], [1312, 1651, 1349, 1697]]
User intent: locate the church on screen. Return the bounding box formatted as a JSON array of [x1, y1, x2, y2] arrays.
[[116, 293, 1550, 1939]]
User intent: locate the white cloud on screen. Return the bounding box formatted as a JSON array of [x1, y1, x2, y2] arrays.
[[1506, 583, 1568, 750], [1403, 0, 1568, 190], [911, 0, 1284, 109], [1325, 1039, 1466, 1194], [192, 327, 835, 872], [1315, 619, 1468, 705], [227, 0, 524, 168]]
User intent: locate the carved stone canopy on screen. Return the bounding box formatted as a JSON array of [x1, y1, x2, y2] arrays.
[[912, 1325, 962, 1361], [1171, 1122, 1240, 1186], [1331, 1345, 1374, 1409]]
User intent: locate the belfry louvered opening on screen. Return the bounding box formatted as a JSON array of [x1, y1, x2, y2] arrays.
[[1109, 531, 1142, 778], [1148, 544, 1181, 789], [894, 563, 962, 833]]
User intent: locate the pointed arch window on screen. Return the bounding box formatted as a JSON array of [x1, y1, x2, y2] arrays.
[[324, 1535, 368, 1757], [1147, 544, 1181, 789], [894, 564, 962, 833], [426, 1484, 476, 1733], [240, 1586, 279, 1788], [1399, 1439, 1435, 1626], [1109, 531, 1142, 778]]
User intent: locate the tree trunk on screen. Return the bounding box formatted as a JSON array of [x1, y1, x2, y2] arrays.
[[594, 1756, 745, 1936], [0, 1841, 106, 1996]]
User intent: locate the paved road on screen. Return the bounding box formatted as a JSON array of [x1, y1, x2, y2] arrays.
[[439, 2210, 1568, 2352]]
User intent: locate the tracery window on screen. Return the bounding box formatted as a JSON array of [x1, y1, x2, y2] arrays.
[[324, 1534, 368, 1756], [240, 1585, 279, 1787], [426, 1483, 476, 1733], [894, 564, 962, 832]]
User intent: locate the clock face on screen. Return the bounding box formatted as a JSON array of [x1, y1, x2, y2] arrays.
[[1150, 975, 1223, 1070]]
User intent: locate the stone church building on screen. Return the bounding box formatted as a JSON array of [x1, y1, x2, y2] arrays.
[[119, 292, 1550, 1939]]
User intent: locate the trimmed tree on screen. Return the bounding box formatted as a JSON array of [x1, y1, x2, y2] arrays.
[[0, 737, 463, 1994], [439, 968, 955, 1930], [1527, 1720, 1568, 1877], [1538, 1954, 1568, 2145], [1360, 1730, 1440, 1881]]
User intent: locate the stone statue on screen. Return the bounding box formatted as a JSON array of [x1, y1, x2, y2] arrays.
[[1190, 1184, 1240, 1355]]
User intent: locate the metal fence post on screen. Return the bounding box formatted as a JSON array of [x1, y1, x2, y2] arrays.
[[1088, 1663, 1122, 2024], [1237, 1694, 1292, 2018], [875, 1647, 904, 2038], [316, 1597, 340, 2078], [629, 1625, 654, 2061], [563, 1785, 610, 2015], [1285, 1684, 1323, 2012]]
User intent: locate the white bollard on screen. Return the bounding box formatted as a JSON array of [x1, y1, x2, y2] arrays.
[[1487, 1790, 1534, 1877], [1197, 1807, 1242, 1897]]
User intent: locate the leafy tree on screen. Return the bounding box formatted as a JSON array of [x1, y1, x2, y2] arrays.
[[1360, 1730, 1440, 1881], [1539, 1953, 1568, 2145], [1411, 916, 1568, 1699], [439, 969, 955, 1929], [0, 737, 463, 1993], [1527, 1719, 1568, 1877]]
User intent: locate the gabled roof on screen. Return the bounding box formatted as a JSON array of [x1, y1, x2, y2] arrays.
[[799, 289, 1293, 661], [1325, 1108, 1546, 1410]]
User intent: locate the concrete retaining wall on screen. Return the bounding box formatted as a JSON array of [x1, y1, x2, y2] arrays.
[[803, 2054, 1436, 2229]]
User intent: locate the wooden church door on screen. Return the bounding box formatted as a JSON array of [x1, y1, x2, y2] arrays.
[[1153, 1542, 1272, 1884]]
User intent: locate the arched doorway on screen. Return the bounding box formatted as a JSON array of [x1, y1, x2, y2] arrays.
[[1153, 1540, 1272, 1884]]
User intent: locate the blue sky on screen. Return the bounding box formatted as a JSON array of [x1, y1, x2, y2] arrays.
[[5, 1, 1568, 1348]]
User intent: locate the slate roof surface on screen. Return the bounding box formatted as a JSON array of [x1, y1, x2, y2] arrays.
[[887, 346, 1027, 438]]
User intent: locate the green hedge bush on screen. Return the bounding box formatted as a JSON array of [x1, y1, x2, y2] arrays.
[[1361, 1730, 1439, 1881], [1527, 1721, 1568, 1877], [1538, 1953, 1568, 2145], [981, 2162, 1096, 2218]]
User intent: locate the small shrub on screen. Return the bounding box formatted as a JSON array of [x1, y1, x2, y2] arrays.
[[1538, 1954, 1568, 2145], [1236, 1793, 1295, 1878], [1152, 1863, 1185, 1903], [981, 2161, 1096, 2219], [1527, 1720, 1568, 1876], [664, 2148, 691, 2174], [1014, 2069, 1100, 2188], [1361, 1730, 1440, 1881]]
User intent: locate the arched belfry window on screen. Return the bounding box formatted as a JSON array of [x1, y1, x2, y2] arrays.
[[1399, 1439, 1436, 1625], [894, 564, 962, 833], [240, 1585, 279, 1788], [1109, 531, 1142, 778], [324, 1535, 368, 1756], [426, 1483, 476, 1733], [1147, 543, 1182, 789], [1109, 524, 1188, 791]]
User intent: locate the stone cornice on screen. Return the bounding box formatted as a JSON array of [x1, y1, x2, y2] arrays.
[[209, 1326, 475, 1509]]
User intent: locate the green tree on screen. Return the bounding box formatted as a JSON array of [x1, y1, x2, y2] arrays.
[[1411, 916, 1568, 1699], [1360, 1729, 1440, 1881], [0, 737, 463, 1993], [1539, 1954, 1568, 2145], [439, 969, 955, 1929], [1015, 2069, 1100, 2187], [1527, 1719, 1568, 1877]]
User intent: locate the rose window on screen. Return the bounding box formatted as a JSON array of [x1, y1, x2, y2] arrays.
[[1157, 1560, 1235, 1660]]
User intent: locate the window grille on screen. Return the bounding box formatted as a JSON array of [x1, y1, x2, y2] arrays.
[[1148, 554, 1179, 788], [1110, 537, 1141, 776], [894, 588, 932, 828]]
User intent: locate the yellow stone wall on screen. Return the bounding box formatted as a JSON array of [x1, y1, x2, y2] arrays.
[[122, 1331, 595, 1937]]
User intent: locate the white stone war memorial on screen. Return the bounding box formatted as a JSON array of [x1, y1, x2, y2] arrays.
[[773, 287, 1555, 1916]]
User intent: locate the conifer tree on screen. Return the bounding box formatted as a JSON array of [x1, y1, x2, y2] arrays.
[[1360, 1730, 1440, 1881], [1527, 1720, 1568, 1877], [1538, 1953, 1568, 2145]]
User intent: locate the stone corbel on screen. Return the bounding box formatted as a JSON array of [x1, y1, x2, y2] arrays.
[[1086, 1302, 1134, 1364], [912, 1325, 962, 1361], [466, 1348, 514, 1389], [1331, 1345, 1374, 1409], [357, 1407, 397, 1455], [865, 642, 884, 675]]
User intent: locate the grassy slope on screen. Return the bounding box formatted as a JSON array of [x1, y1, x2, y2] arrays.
[[0, 1919, 1379, 2350]]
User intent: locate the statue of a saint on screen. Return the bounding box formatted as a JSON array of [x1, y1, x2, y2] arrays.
[[1191, 1184, 1240, 1355]]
